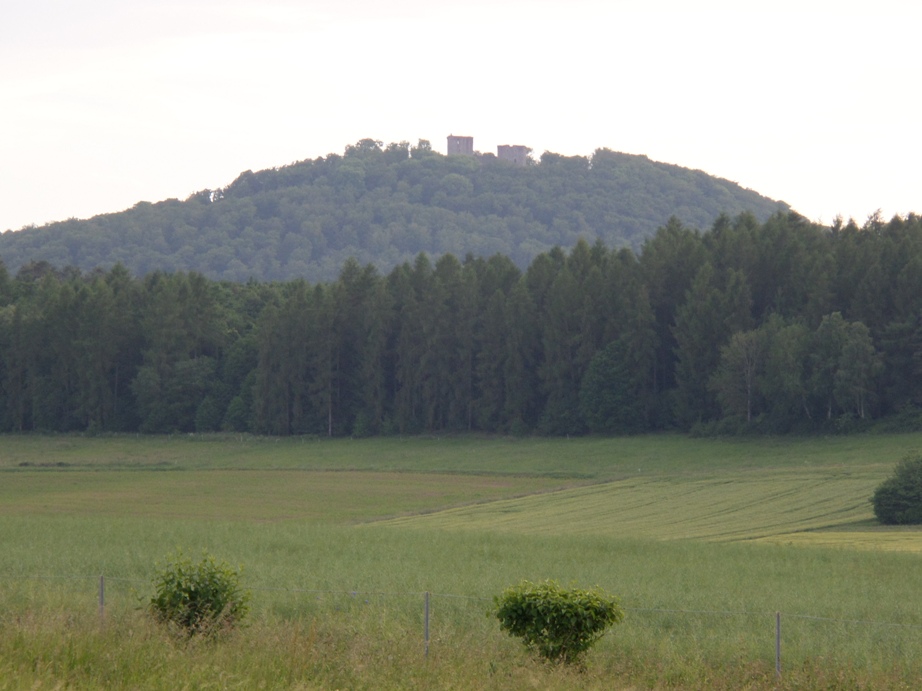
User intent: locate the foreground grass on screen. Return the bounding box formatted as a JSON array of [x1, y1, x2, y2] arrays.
[[1, 588, 920, 690]]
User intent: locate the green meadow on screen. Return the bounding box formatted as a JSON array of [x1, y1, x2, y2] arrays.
[[2, 432, 922, 689]]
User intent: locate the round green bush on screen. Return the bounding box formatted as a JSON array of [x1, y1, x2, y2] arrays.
[[149, 551, 250, 636], [871, 455, 922, 525], [493, 579, 624, 664]]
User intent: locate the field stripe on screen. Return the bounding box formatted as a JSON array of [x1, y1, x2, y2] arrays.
[[379, 470, 885, 543], [0, 470, 568, 523]]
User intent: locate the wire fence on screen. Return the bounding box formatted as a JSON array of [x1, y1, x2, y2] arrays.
[[4, 573, 922, 679]]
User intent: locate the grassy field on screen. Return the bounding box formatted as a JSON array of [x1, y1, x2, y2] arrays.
[[2, 432, 922, 689], [2, 429, 917, 475]]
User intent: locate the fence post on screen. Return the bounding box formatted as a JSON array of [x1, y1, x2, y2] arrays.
[[99, 574, 105, 623], [775, 611, 781, 679], [424, 591, 430, 658]]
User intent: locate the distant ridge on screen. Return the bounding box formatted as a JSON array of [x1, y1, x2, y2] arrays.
[[0, 138, 789, 282]]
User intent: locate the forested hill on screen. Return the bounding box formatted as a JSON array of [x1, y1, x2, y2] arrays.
[[0, 139, 788, 282]]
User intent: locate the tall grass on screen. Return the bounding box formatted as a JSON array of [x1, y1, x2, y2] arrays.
[[3, 605, 915, 690], [2, 517, 922, 679]]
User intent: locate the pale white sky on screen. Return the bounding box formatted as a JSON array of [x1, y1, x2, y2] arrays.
[[1, 0, 919, 233]]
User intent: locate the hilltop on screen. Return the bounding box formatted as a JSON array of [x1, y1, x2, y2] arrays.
[[0, 138, 788, 282]]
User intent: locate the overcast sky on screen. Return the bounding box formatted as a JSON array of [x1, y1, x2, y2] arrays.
[[1, 0, 919, 233]]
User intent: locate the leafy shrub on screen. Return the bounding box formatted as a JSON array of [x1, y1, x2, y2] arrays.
[[872, 405, 922, 433], [149, 551, 250, 636], [493, 579, 623, 664], [872, 455, 922, 525]]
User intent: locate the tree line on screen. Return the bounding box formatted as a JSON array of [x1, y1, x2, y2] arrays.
[[1, 210, 921, 437]]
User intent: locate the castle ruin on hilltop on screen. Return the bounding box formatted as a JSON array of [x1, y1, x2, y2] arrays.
[[447, 135, 528, 166]]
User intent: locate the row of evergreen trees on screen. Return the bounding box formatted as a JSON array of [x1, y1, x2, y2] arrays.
[[1, 210, 921, 436]]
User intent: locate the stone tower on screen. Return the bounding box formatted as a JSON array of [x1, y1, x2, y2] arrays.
[[447, 135, 474, 156], [497, 144, 528, 166]]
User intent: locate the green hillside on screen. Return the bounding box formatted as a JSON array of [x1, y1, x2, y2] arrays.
[[0, 139, 788, 282]]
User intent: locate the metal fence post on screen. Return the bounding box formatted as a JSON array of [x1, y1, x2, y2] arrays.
[[775, 611, 781, 679], [424, 591, 430, 658], [99, 574, 105, 623]]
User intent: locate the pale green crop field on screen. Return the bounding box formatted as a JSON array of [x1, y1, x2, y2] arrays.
[[383, 466, 915, 547]]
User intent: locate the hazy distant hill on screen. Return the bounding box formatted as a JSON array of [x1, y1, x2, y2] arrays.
[[0, 139, 789, 282]]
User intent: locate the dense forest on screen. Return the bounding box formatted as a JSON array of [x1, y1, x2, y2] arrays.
[[1, 210, 921, 437], [0, 139, 786, 282]]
